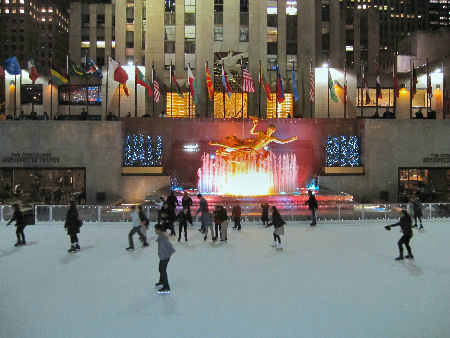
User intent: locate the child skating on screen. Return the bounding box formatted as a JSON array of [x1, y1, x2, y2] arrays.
[[154, 223, 176, 294], [385, 209, 414, 260], [266, 206, 286, 250], [176, 207, 192, 242]]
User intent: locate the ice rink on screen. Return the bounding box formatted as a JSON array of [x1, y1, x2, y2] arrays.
[[1, 219, 449, 338]]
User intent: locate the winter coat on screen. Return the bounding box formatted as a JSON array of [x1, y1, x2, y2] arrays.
[[8, 209, 26, 227], [231, 205, 241, 219], [261, 203, 269, 221], [412, 201, 422, 217], [65, 209, 81, 235], [390, 215, 413, 237], [176, 210, 192, 226], [182, 196, 193, 209], [199, 197, 209, 213], [157, 233, 176, 261], [167, 195, 179, 210], [213, 207, 228, 224], [268, 212, 286, 228], [305, 196, 318, 210]]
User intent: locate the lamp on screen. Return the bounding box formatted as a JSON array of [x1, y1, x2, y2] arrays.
[[10, 80, 15, 86], [400, 84, 406, 88], [436, 84, 440, 89]]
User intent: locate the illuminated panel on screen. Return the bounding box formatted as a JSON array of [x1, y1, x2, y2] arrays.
[[165, 92, 196, 118], [213, 92, 248, 118], [266, 93, 293, 118]]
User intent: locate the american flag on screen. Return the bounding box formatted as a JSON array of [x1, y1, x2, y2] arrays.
[[152, 67, 160, 103], [242, 68, 255, 93], [310, 66, 315, 103]]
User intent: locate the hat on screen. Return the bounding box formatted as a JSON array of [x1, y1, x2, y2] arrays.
[[197, 193, 202, 197]]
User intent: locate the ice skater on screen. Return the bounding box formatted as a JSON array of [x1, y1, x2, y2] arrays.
[[203, 212, 215, 241], [214, 205, 229, 242], [138, 205, 150, 245], [385, 210, 414, 260], [6, 203, 27, 247], [154, 223, 176, 294], [126, 205, 147, 251], [196, 193, 209, 233], [176, 207, 192, 242], [64, 201, 82, 253], [231, 200, 242, 230], [305, 190, 318, 226], [266, 206, 286, 250], [161, 202, 176, 236], [411, 196, 423, 229], [261, 202, 269, 226]]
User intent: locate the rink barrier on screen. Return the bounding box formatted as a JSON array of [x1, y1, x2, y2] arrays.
[[0, 203, 449, 223]]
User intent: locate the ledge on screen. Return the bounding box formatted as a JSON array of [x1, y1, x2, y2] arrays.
[[323, 167, 364, 175], [121, 167, 164, 176]]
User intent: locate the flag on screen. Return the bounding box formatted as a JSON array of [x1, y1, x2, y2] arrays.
[[187, 65, 200, 105], [275, 66, 285, 103], [393, 63, 399, 98], [328, 70, 338, 103], [427, 74, 432, 100], [344, 71, 348, 104], [85, 57, 103, 78], [221, 64, 231, 97], [4, 56, 21, 75], [28, 59, 40, 84], [376, 74, 382, 99], [259, 67, 271, 100], [411, 63, 418, 99], [310, 65, 315, 103], [362, 65, 370, 104], [170, 65, 184, 98], [0, 66, 5, 77], [109, 57, 129, 96], [205, 62, 214, 101], [51, 68, 69, 85], [291, 67, 298, 101], [152, 66, 160, 103], [68, 58, 85, 77], [242, 68, 255, 93], [136, 67, 153, 97]]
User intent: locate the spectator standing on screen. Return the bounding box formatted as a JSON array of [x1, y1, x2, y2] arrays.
[[196, 193, 209, 233], [305, 190, 318, 226], [64, 201, 82, 253], [232, 200, 242, 230], [411, 197, 423, 229], [261, 202, 269, 226]]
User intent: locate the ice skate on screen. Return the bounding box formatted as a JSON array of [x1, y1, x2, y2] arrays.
[[395, 254, 404, 261], [142, 242, 149, 247], [21, 241, 26, 246], [178, 237, 181, 242], [75, 244, 80, 251], [405, 254, 414, 259], [14, 241, 22, 247], [155, 282, 163, 288], [185, 237, 188, 242], [126, 246, 135, 251], [68, 247, 77, 253], [276, 242, 283, 250], [158, 288, 170, 294], [271, 241, 277, 247], [204, 236, 207, 241]]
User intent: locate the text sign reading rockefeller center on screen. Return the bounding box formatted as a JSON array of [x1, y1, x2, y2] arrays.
[[422, 153, 450, 164], [2, 153, 60, 164]]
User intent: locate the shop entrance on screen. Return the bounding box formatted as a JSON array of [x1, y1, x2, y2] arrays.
[[0, 168, 86, 204], [399, 167, 450, 202]]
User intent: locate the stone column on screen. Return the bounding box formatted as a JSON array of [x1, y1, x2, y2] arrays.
[[353, 10, 361, 76], [223, 0, 239, 51], [298, 0, 316, 117], [69, 2, 82, 62], [175, 0, 185, 78], [89, 4, 97, 61], [104, 3, 112, 66], [114, 0, 126, 64], [330, 0, 343, 68], [277, 1, 287, 76], [134, 0, 143, 65], [367, 7, 379, 76]]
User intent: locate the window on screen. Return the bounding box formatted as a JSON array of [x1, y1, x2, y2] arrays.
[[21, 85, 43, 105], [164, 41, 175, 53], [97, 14, 105, 26], [184, 40, 195, 53], [214, 26, 223, 41], [58, 85, 102, 105], [165, 0, 175, 13], [239, 28, 249, 42], [356, 88, 394, 107]]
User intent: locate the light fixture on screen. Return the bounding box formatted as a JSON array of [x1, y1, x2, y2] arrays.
[[436, 84, 440, 89], [322, 63, 328, 68], [433, 68, 441, 73], [10, 80, 15, 86], [400, 84, 406, 88], [127, 61, 134, 66]]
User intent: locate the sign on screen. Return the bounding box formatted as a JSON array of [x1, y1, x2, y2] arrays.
[[2, 152, 60, 164], [422, 153, 450, 164]]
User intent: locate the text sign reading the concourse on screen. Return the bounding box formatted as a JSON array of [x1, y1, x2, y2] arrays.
[[2, 153, 60, 164]]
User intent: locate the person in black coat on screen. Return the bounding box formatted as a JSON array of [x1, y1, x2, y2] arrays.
[[176, 207, 192, 242], [411, 196, 423, 229], [7, 203, 27, 246], [266, 206, 286, 250], [166, 192, 179, 235], [64, 201, 82, 253], [160, 202, 176, 236], [305, 190, 318, 226], [181, 192, 193, 216], [385, 210, 414, 260], [261, 203, 269, 226]]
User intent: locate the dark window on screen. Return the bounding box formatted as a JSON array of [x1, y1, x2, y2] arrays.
[[185, 13, 195, 25], [286, 42, 297, 55], [267, 14, 277, 27], [184, 40, 195, 53], [267, 42, 277, 55], [82, 14, 90, 28], [240, 0, 248, 12], [97, 14, 105, 25], [21, 84, 43, 105], [214, 0, 223, 12], [164, 41, 175, 53]]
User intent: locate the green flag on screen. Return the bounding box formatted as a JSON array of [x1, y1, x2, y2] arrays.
[[328, 70, 338, 103], [68, 58, 86, 77]]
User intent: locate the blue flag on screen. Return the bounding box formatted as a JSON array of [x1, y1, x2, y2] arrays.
[[4, 56, 21, 75], [86, 57, 103, 78], [292, 67, 299, 101]]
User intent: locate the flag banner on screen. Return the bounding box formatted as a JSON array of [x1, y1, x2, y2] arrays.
[[291, 67, 298, 101], [68, 58, 86, 77], [136, 67, 153, 97], [4, 56, 21, 75], [221, 64, 232, 97], [310, 66, 315, 103], [328, 70, 338, 103], [259, 67, 271, 100], [242, 68, 255, 93], [393, 66, 399, 98], [170, 65, 184, 98], [427, 74, 432, 99], [152, 67, 160, 103], [187, 65, 200, 105], [411, 63, 418, 99], [275, 66, 285, 103], [362, 66, 370, 104], [51, 69, 69, 85], [86, 57, 103, 78], [376, 74, 382, 99], [205, 63, 214, 101], [109, 57, 129, 96], [28, 59, 40, 84]]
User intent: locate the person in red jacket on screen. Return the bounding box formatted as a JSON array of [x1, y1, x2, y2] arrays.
[[231, 200, 242, 230]]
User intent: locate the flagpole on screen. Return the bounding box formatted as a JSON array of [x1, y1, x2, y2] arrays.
[[241, 57, 244, 118], [14, 74, 17, 118], [106, 55, 109, 119], [375, 54, 379, 118], [310, 59, 313, 118], [276, 64, 278, 118], [50, 58, 53, 120], [170, 60, 173, 118], [410, 60, 413, 119], [344, 61, 347, 118], [327, 62, 330, 118], [118, 62, 121, 117], [361, 63, 364, 117], [85, 53, 89, 115], [393, 52, 397, 116], [67, 55, 71, 116], [135, 61, 138, 117], [258, 60, 261, 118], [205, 60, 208, 118], [188, 63, 191, 118], [426, 58, 429, 116], [152, 61, 155, 117]]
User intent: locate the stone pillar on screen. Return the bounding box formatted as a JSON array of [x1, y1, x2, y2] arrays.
[[277, 1, 287, 76], [298, 0, 316, 117], [223, 0, 239, 51], [114, 0, 126, 64], [104, 3, 113, 66], [175, 0, 185, 78], [367, 7, 379, 76], [330, 0, 343, 68], [69, 2, 81, 62], [353, 11, 361, 76], [249, 0, 267, 117], [145, 0, 165, 116], [134, 0, 143, 65], [195, 0, 214, 117], [89, 4, 97, 61]]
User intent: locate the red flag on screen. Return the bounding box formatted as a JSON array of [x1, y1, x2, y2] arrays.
[[28, 59, 40, 84], [259, 67, 271, 100], [242, 68, 255, 93], [205, 62, 214, 101], [310, 66, 315, 103], [152, 66, 160, 103], [135, 66, 153, 97], [109, 57, 129, 96]]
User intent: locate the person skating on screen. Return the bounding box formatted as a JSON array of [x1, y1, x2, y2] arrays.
[[231, 200, 242, 230], [196, 193, 209, 233], [266, 206, 286, 250], [7, 203, 27, 247], [154, 223, 176, 294], [64, 201, 82, 253], [261, 202, 269, 226], [181, 191, 193, 223], [138, 205, 150, 246], [214, 205, 229, 242], [305, 190, 318, 226], [126, 205, 146, 250], [161, 202, 176, 236], [176, 207, 191, 242], [411, 196, 423, 229], [166, 191, 179, 222], [203, 212, 215, 241], [385, 210, 414, 260]]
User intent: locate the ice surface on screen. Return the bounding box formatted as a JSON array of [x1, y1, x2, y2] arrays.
[[1, 220, 449, 338]]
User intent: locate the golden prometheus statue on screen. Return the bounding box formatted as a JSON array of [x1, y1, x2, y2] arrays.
[[209, 117, 297, 160]]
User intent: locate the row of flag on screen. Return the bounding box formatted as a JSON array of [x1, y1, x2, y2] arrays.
[[1, 56, 434, 107]]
